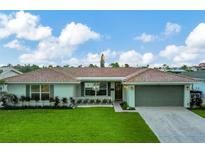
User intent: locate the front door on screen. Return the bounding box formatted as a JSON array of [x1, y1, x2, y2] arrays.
[[115, 82, 122, 101]]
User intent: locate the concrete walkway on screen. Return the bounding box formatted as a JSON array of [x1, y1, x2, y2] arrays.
[[136, 107, 205, 143], [113, 102, 123, 112]]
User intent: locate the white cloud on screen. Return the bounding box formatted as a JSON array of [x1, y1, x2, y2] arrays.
[[134, 22, 181, 43], [134, 33, 157, 43], [19, 22, 101, 64], [119, 50, 154, 66], [4, 39, 30, 51], [0, 11, 52, 41], [185, 23, 205, 48], [159, 23, 205, 66], [164, 22, 181, 36], [59, 22, 100, 46]]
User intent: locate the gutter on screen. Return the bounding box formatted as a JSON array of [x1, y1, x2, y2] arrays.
[[122, 82, 195, 85], [5, 81, 81, 84]]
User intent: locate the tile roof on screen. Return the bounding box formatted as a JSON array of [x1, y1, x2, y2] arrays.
[[5, 68, 77, 83], [4, 67, 195, 83], [125, 69, 195, 83], [182, 70, 205, 80], [60, 67, 143, 77]]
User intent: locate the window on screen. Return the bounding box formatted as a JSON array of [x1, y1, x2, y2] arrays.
[[31, 85, 50, 101], [85, 88, 95, 96], [0, 86, 2, 92], [41, 85, 49, 100], [31, 85, 40, 100], [84, 82, 107, 96], [97, 82, 107, 96]]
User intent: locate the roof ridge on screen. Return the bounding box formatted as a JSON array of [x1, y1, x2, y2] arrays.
[[125, 68, 150, 81], [4, 68, 43, 81], [51, 68, 77, 81], [156, 69, 196, 81]]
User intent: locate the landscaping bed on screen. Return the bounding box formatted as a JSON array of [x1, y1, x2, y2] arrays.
[[0, 108, 159, 143]]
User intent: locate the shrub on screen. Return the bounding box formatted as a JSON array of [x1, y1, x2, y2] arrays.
[[34, 97, 40, 102], [108, 99, 112, 104], [25, 96, 31, 102], [54, 96, 60, 106], [70, 97, 75, 104], [120, 101, 128, 110], [90, 99, 95, 104], [20, 96, 26, 102], [102, 99, 108, 104], [96, 99, 101, 104], [49, 97, 55, 102], [120, 101, 135, 110], [62, 97, 68, 104], [83, 99, 89, 104], [76, 99, 82, 104], [12, 95, 19, 104]]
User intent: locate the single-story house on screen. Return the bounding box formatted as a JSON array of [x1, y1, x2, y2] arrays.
[[3, 67, 194, 108], [0, 67, 22, 92], [182, 70, 205, 103]]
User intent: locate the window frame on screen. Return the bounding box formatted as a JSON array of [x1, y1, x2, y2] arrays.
[[84, 82, 108, 97], [30, 85, 50, 101]]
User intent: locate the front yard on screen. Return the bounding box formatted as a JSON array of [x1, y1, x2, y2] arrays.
[[0, 107, 159, 143]]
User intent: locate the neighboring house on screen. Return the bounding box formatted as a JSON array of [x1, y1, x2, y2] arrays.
[[4, 67, 194, 108], [193, 63, 205, 71], [0, 67, 22, 92], [167, 67, 186, 74], [182, 70, 205, 103]]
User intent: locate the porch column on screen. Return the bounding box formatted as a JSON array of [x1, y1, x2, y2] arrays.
[[110, 82, 115, 101], [127, 85, 135, 107], [184, 84, 191, 108]]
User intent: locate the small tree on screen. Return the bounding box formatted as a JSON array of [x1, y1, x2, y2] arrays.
[[89, 64, 98, 68], [162, 64, 170, 71], [125, 64, 129, 68], [0, 80, 5, 85], [181, 65, 191, 72], [109, 62, 120, 68], [100, 54, 105, 68]]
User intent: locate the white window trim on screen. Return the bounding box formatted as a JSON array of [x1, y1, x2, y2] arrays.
[[84, 82, 108, 97]]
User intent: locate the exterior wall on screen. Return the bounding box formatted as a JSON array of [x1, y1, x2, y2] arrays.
[[76, 84, 81, 97], [184, 84, 191, 108], [7, 84, 26, 97], [126, 85, 135, 107], [54, 84, 78, 99], [193, 82, 205, 98]]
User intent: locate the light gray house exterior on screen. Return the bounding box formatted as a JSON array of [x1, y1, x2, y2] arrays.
[[0, 67, 22, 92], [182, 70, 205, 104], [3, 67, 194, 108]]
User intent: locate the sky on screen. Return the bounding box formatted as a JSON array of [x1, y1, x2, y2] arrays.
[[0, 10, 205, 67]]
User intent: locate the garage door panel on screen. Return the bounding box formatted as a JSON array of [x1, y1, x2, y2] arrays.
[[135, 85, 184, 106]]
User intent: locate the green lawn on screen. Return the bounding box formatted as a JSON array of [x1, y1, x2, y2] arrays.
[[192, 109, 205, 118], [0, 107, 159, 143]]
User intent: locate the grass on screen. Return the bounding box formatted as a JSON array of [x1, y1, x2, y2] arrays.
[[192, 109, 205, 119], [0, 107, 159, 143]]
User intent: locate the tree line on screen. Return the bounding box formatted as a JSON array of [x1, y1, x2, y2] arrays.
[[2, 54, 193, 73]]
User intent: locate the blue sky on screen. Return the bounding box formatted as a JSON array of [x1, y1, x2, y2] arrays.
[[0, 10, 205, 67]]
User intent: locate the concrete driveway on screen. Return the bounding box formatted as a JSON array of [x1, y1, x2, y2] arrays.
[[135, 107, 205, 143]]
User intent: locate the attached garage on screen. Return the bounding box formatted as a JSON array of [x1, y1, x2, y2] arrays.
[[135, 85, 184, 106]]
